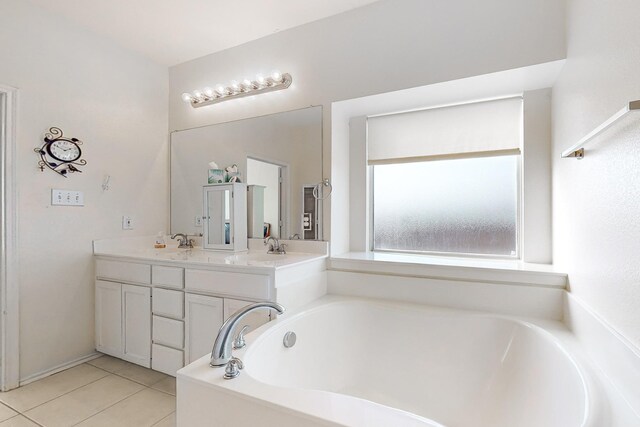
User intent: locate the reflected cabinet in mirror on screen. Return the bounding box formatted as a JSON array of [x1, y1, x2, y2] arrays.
[[203, 183, 247, 251], [171, 106, 323, 240]]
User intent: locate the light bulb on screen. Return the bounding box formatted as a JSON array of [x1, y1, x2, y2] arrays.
[[230, 80, 240, 93], [242, 79, 254, 91], [203, 87, 215, 98], [192, 90, 203, 100], [181, 92, 193, 103], [271, 70, 283, 83], [256, 74, 266, 86], [216, 85, 227, 95]]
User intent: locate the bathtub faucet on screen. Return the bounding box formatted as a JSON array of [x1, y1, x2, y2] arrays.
[[210, 301, 285, 368]]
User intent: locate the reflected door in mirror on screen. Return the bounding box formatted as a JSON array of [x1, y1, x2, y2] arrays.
[[202, 183, 247, 252]]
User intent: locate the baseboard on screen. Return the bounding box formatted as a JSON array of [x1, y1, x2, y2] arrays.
[[564, 293, 640, 416], [19, 352, 102, 386]]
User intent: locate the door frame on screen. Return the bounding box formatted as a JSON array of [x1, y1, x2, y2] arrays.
[[0, 84, 20, 390], [246, 156, 290, 239]]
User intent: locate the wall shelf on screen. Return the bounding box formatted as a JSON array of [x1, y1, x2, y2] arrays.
[[561, 100, 640, 159]]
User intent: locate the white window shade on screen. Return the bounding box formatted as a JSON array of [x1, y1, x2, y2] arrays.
[[367, 97, 523, 165]]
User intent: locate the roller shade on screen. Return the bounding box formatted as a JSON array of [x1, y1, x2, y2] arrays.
[[367, 97, 522, 165]]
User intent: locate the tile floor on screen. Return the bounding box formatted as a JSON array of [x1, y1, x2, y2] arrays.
[[0, 355, 176, 427]]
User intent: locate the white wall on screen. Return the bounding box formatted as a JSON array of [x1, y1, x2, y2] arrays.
[[0, 0, 169, 380], [169, 0, 567, 243], [553, 0, 640, 348]]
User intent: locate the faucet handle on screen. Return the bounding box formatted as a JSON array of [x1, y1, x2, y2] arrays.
[[232, 325, 250, 349], [223, 357, 244, 380], [279, 244, 287, 254]]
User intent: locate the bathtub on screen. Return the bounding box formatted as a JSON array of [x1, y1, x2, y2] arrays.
[[177, 297, 604, 427]]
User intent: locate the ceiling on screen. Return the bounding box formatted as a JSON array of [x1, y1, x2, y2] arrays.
[[28, 0, 381, 66]]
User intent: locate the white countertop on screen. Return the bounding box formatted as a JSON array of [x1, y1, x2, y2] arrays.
[[93, 235, 328, 271]]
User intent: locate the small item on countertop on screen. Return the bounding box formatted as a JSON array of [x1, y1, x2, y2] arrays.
[[154, 232, 166, 249], [225, 164, 241, 182], [208, 161, 225, 184]]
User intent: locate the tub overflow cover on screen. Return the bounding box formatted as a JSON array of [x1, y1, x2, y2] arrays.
[[283, 331, 297, 348]]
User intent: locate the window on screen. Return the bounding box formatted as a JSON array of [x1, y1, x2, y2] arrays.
[[372, 156, 518, 256], [368, 97, 522, 258]]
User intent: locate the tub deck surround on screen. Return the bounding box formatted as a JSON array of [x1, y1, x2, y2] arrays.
[[330, 252, 567, 288], [177, 296, 628, 427]]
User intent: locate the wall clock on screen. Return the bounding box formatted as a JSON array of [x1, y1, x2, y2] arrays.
[[35, 127, 87, 177]]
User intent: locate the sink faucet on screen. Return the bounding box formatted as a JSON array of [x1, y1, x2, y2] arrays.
[[171, 233, 194, 249], [265, 236, 286, 254], [210, 301, 285, 368]]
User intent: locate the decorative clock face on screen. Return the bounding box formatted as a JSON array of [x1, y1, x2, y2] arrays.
[[36, 127, 87, 177], [48, 139, 81, 162]]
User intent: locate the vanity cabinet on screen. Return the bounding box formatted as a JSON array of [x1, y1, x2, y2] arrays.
[[122, 284, 151, 367], [184, 294, 224, 364], [94, 279, 151, 368], [96, 258, 275, 375], [94, 248, 326, 377], [95, 280, 123, 357]]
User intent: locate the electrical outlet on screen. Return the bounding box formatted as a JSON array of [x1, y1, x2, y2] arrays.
[[195, 216, 203, 227], [122, 216, 134, 230], [51, 189, 84, 206]]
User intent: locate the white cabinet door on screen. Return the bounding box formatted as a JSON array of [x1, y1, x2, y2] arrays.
[[95, 280, 122, 358], [223, 298, 271, 335], [122, 284, 151, 367], [185, 293, 223, 364]]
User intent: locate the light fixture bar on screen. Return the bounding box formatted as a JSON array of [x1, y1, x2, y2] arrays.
[[182, 72, 292, 108]]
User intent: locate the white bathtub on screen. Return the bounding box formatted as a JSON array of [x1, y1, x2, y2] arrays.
[[178, 297, 604, 427]]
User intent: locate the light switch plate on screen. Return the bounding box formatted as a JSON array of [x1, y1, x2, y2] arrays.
[[194, 216, 203, 227], [51, 189, 84, 206], [122, 216, 134, 230]]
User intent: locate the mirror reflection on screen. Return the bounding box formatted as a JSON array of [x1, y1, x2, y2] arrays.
[[171, 106, 323, 240], [205, 187, 231, 246]]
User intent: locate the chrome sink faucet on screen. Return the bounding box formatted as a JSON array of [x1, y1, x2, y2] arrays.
[[210, 301, 285, 371], [265, 236, 286, 254], [171, 233, 194, 249]]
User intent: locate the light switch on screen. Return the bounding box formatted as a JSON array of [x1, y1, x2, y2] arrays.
[[51, 189, 84, 206], [122, 216, 134, 230]]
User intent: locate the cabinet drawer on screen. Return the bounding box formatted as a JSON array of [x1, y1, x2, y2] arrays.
[[152, 265, 184, 289], [152, 344, 184, 377], [185, 269, 270, 300], [153, 316, 184, 349], [96, 259, 150, 284], [152, 288, 184, 319]]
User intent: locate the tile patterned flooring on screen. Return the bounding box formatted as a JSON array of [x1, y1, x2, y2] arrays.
[[0, 355, 176, 427]]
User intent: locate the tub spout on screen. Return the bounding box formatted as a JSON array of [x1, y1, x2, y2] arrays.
[[210, 301, 285, 367]]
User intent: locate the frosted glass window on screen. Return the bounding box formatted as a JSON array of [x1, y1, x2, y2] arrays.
[[373, 156, 518, 256]]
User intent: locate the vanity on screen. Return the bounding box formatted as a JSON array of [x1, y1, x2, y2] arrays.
[[93, 105, 327, 376], [93, 237, 327, 376]]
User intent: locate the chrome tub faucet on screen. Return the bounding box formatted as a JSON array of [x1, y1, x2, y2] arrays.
[[210, 301, 285, 376]]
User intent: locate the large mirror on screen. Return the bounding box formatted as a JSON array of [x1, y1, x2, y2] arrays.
[[171, 106, 323, 240]]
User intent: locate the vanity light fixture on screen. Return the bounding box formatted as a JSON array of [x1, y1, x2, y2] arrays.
[[182, 71, 292, 108]]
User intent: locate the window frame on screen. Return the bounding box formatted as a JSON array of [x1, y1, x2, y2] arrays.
[[368, 154, 523, 260]]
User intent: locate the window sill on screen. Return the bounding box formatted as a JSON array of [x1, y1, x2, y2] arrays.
[[329, 252, 567, 289]]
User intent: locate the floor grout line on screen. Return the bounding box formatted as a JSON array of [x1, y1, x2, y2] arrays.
[[0, 370, 110, 415], [19, 412, 45, 427], [68, 388, 149, 427], [1, 360, 176, 427]]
